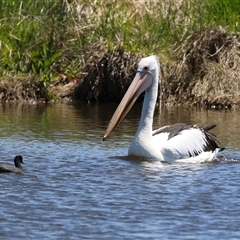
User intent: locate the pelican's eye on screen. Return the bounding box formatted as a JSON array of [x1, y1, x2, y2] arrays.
[[143, 65, 149, 72]]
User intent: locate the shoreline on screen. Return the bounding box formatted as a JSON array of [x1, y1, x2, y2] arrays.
[[0, 28, 239, 109]]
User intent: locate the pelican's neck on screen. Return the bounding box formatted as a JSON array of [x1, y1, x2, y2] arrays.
[[136, 71, 159, 138]]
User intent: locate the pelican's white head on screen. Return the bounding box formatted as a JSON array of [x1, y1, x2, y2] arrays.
[[137, 55, 160, 84]]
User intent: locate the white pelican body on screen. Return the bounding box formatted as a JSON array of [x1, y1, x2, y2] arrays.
[[103, 55, 224, 163]]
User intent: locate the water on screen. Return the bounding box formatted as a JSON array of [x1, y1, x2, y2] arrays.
[[0, 102, 240, 239]]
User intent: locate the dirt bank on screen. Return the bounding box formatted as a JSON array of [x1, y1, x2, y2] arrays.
[[1, 27, 239, 108]]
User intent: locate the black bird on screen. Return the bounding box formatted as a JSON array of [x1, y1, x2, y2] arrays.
[[0, 155, 24, 173]]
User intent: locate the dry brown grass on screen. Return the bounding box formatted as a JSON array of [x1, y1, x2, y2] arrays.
[[163, 27, 240, 108], [73, 42, 144, 102], [0, 76, 48, 103]]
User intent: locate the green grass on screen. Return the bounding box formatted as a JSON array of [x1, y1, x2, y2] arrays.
[[0, 0, 239, 86]]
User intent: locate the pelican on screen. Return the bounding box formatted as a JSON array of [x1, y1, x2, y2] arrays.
[[103, 55, 224, 163]]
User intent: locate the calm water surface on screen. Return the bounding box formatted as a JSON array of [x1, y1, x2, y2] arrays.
[[0, 102, 240, 239]]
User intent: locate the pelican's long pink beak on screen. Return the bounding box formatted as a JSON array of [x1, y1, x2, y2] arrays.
[[103, 72, 152, 140]]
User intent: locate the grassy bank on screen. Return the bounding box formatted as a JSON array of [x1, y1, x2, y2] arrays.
[[0, 0, 240, 106]]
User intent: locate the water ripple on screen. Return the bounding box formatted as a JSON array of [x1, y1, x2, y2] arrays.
[[1, 103, 240, 239]]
